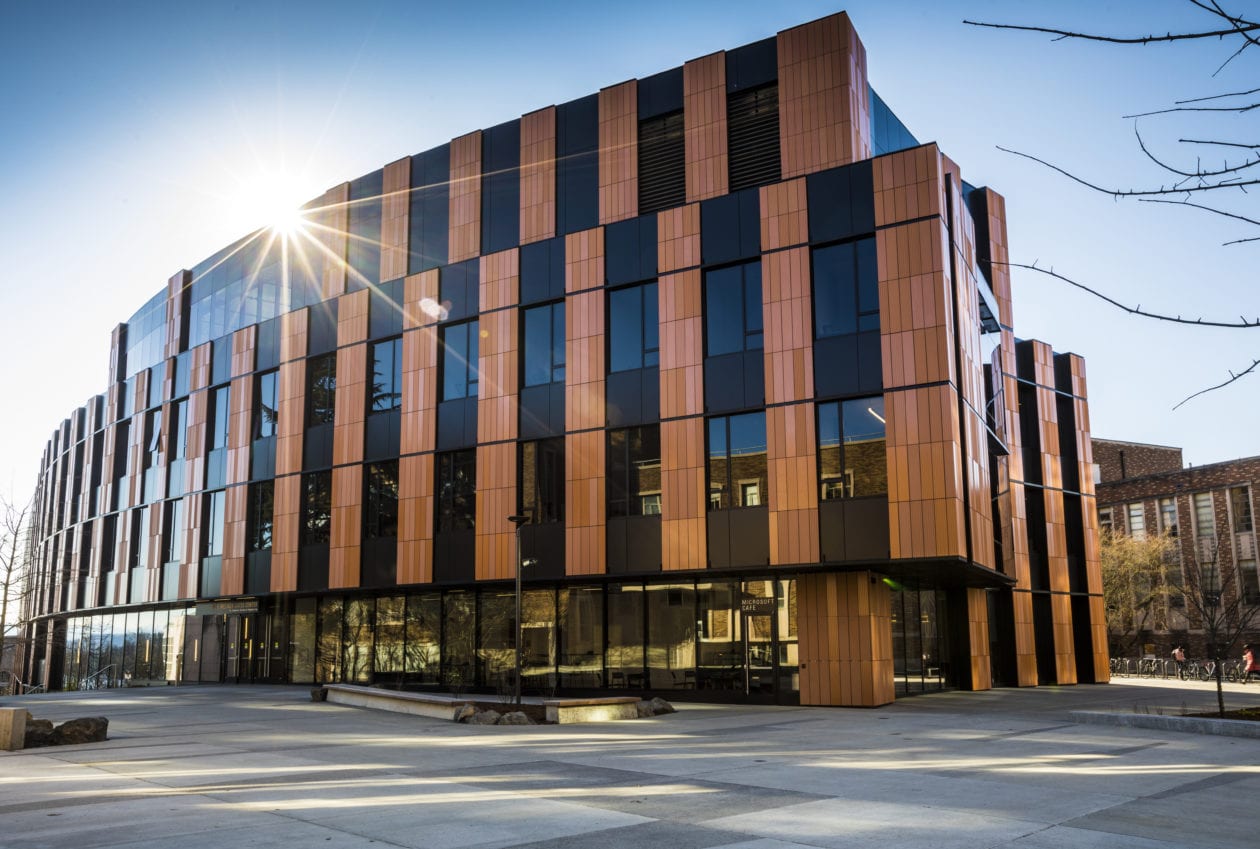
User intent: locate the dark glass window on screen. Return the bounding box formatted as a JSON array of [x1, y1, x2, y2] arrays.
[[144, 409, 163, 469], [520, 237, 566, 305], [306, 354, 337, 425], [609, 282, 659, 372], [605, 215, 657, 286], [248, 480, 274, 552], [818, 397, 887, 499], [254, 370, 278, 438], [813, 238, 878, 337], [727, 83, 780, 192], [705, 261, 762, 356], [437, 450, 476, 531], [638, 110, 685, 215], [163, 498, 184, 564], [521, 439, 565, 523], [364, 461, 400, 539], [556, 94, 599, 235], [708, 412, 767, 510], [203, 490, 226, 556], [441, 320, 480, 401], [370, 337, 403, 413], [523, 303, 565, 387], [481, 120, 521, 254], [208, 385, 231, 450], [408, 144, 450, 274], [302, 471, 332, 545], [607, 426, 662, 518], [347, 169, 383, 289]]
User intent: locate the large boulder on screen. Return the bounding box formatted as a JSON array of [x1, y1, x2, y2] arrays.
[[24, 719, 54, 748], [452, 703, 477, 723], [50, 717, 108, 745], [636, 700, 655, 718], [465, 709, 501, 725], [648, 697, 676, 715], [497, 711, 534, 725]]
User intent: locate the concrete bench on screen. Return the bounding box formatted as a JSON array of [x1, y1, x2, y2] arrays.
[[543, 697, 640, 724], [322, 685, 468, 721], [1, 707, 29, 751]]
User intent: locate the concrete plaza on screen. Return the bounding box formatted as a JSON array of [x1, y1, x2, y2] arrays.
[[3, 678, 1260, 849]]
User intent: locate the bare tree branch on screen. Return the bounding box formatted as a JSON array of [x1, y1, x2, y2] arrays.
[[962, 18, 1260, 44], [996, 146, 1260, 196], [1173, 357, 1260, 409], [986, 260, 1260, 328], [1179, 138, 1260, 149], [1134, 124, 1260, 179], [1124, 102, 1260, 117], [1177, 87, 1260, 105]]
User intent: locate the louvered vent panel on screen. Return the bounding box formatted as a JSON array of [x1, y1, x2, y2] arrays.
[[638, 110, 685, 215], [728, 83, 780, 192]]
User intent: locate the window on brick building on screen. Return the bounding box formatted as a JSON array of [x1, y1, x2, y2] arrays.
[[1159, 497, 1178, 537], [1193, 492, 1215, 537], [1099, 507, 1114, 536], [1127, 503, 1146, 540], [1230, 486, 1253, 533]]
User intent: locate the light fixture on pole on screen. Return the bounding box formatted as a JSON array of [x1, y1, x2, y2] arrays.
[[507, 514, 530, 706]]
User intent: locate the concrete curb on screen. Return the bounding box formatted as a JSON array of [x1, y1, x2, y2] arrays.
[[1070, 710, 1260, 739]]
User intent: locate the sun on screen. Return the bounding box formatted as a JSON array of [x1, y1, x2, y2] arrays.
[[234, 168, 309, 238]]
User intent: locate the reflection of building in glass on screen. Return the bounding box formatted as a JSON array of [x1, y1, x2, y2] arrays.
[[21, 11, 1105, 706]]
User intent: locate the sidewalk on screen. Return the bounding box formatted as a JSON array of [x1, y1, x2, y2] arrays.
[[3, 680, 1259, 849]]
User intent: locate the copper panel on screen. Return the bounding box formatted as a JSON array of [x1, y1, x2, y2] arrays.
[[683, 51, 728, 203], [598, 80, 638, 224], [315, 183, 350, 300], [797, 571, 893, 706], [520, 106, 557, 244], [337, 288, 370, 347], [565, 290, 605, 433], [275, 358, 307, 478], [226, 374, 252, 486], [776, 12, 871, 178], [189, 342, 213, 392], [565, 226, 604, 294], [478, 309, 519, 445], [872, 145, 942, 228], [766, 403, 820, 565], [183, 388, 208, 496], [180, 492, 203, 600], [381, 156, 412, 282], [401, 271, 440, 457], [1011, 589, 1038, 685], [966, 588, 992, 691], [329, 464, 362, 589], [231, 325, 257, 378], [221, 484, 248, 596], [658, 269, 703, 419], [565, 430, 606, 576], [271, 474, 301, 592], [761, 247, 814, 405], [1050, 591, 1078, 685], [877, 219, 954, 390], [397, 452, 434, 585], [280, 307, 309, 364], [165, 270, 190, 360], [480, 248, 520, 312], [333, 343, 367, 467], [759, 178, 808, 251], [476, 442, 517, 580], [448, 131, 482, 262], [885, 383, 966, 561], [657, 204, 700, 274], [661, 417, 706, 571]]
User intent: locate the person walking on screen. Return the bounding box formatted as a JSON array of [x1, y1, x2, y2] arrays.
[[1172, 645, 1187, 678], [1244, 645, 1260, 682]]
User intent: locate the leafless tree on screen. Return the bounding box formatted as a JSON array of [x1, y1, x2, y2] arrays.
[[1100, 529, 1179, 657], [966, 1, 1259, 406], [0, 495, 32, 681], [1178, 536, 1260, 717]]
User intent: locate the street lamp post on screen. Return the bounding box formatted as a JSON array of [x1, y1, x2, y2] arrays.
[[507, 514, 530, 707]]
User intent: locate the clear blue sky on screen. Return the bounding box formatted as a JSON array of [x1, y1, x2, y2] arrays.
[[1, 0, 1256, 506]]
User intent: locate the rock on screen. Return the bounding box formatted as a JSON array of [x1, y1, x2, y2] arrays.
[[636, 700, 655, 718], [50, 717, 108, 746], [24, 719, 54, 749], [465, 709, 501, 725], [310, 687, 327, 702], [497, 711, 534, 725], [452, 703, 477, 723], [648, 697, 676, 715]]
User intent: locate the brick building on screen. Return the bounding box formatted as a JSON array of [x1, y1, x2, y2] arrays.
[[1094, 439, 1260, 658]]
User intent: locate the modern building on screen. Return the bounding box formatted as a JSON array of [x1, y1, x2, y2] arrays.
[[1094, 438, 1260, 656], [20, 11, 1108, 706]]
